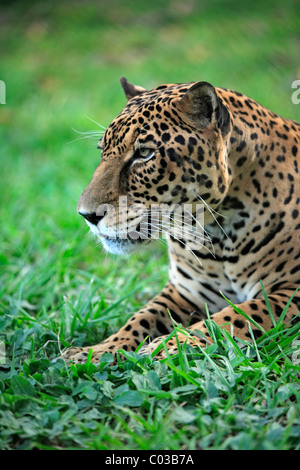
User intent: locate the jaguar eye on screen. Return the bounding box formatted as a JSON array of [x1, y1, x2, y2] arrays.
[[132, 148, 155, 164], [130, 147, 155, 168], [138, 148, 154, 159]]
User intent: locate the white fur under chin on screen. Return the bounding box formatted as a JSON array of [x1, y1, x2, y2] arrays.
[[84, 219, 145, 254], [100, 236, 139, 255]]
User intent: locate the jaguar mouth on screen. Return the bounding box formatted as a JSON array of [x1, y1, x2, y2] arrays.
[[99, 232, 150, 255], [92, 219, 154, 254]]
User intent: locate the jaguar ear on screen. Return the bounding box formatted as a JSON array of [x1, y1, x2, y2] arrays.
[[175, 81, 230, 134], [120, 77, 147, 101]]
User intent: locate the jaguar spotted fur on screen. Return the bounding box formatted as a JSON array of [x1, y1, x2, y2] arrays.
[[63, 77, 300, 363]]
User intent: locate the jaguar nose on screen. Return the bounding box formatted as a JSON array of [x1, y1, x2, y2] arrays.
[[79, 211, 104, 226]]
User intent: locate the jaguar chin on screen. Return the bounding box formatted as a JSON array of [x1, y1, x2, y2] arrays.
[[99, 233, 147, 255]]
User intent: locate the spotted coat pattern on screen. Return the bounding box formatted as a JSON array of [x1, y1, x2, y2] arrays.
[[64, 78, 300, 363]]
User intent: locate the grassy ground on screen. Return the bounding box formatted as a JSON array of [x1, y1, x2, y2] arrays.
[[0, 0, 299, 450]]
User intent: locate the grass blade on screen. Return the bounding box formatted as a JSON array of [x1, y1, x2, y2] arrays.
[[220, 291, 267, 334], [260, 280, 277, 327]]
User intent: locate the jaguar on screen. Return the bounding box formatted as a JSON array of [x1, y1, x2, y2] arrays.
[[63, 77, 300, 363]]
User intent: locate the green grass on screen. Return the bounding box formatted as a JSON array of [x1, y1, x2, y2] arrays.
[[1, 317, 299, 450], [0, 0, 300, 450]]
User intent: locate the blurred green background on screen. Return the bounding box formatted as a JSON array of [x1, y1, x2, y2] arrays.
[[0, 0, 300, 349]]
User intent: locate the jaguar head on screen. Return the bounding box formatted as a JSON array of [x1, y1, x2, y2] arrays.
[[77, 77, 231, 254]]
